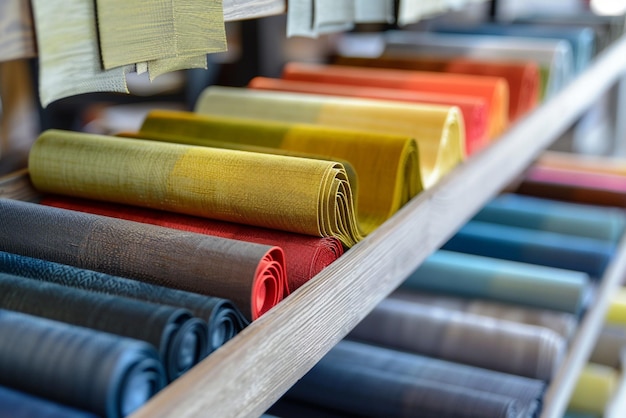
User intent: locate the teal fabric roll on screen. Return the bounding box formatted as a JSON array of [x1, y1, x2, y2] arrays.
[[401, 250, 589, 313]]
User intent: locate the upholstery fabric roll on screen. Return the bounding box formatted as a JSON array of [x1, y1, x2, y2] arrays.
[[287, 340, 546, 417], [0, 272, 208, 381], [281, 62, 509, 140], [0, 309, 165, 418], [568, 363, 618, 415], [41, 196, 343, 292], [248, 76, 487, 155], [0, 385, 98, 418], [442, 221, 614, 278], [537, 151, 626, 177], [391, 289, 577, 340], [401, 250, 589, 314], [28, 129, 363, 248], [474, 193, 626, 243], [0, 198, 286, 321], [590, 326, 626, 369], [138, 110, 421, 228], [606, 288, 626, 326], [348, 298, 565, 380], [0, 250, 248, 353], [333, 55, 540, 122]]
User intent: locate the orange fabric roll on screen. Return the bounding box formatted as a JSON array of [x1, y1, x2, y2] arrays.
[[281, 62, 509, 140], [335, 55, 539, 122], [248, 77, 488, 156]]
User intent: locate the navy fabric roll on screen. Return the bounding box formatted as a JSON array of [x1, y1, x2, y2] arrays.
[[0, 273, 208, 381], [0, 310, 165, 418], [0, 251, 247, 353], [442, 221, 614, 278], [0, 385, 98, 418]]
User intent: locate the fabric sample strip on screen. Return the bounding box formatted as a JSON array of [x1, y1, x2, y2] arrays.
[[0, 385, 98, 418], [0, 250, 248, 354], [0, 309, 165, 418], [314, 0, 355, 34], [0, 198, 286, 320], [287, 0, 315, 38]]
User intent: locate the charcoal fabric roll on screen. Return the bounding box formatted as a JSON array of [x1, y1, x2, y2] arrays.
[[0, 309, 165, 418], [474, 194, 626, 243], [287, 340, 545, 418], [401, 250, 589, 314], [0, 251, 247, 353], [0, 198, 286, 320], [0, 272, 208, 381], [442, 221, 614, 278], [348, 298, 565, 380], [0, 385, 98, 418]]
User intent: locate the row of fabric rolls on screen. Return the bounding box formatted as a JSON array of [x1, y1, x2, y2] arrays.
[[0, 16, 624, 418]]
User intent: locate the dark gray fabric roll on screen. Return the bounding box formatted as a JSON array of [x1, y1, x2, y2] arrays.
[[0, 310, 165, 418], [0, 385, 98, 418], [0, 272, 208, 381], [0, 250, 248, 353]]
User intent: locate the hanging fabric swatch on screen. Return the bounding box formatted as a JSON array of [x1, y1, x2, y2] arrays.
[[314, 0, 355, 34], [401, 250, 589, 314], [195, 86, 464, 188], [398, 0, 447, 26], [354, 0, 394, 23], [27, 130, 363, 247], [287, 0, 316, 37], [0, 198, 287, 321], [0, 0, 36, 62], [280, 62, 509, 140], [30, 0, 132, 107], [0, 250, 247, 354], [0, 385, 97, 418], [0, 309, 165, 418], [248, 76, 486, 156], [0, 272, 208, 382], [567, 363, 618, 416], [137, 109, 421, 230], [40, 196, 343, 292]]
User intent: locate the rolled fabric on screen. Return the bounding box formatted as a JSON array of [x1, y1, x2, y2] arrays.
[[28, 129, 363, 248], [281, 62, 509, 140], [333, 55, 540, 122], [0, 385, 98, 418], [474, 193, 626, 243], [248, 76, 487, 156], [41, 195, 343, 292], [606, 288, 626, 326], [442, 221, 614, 278], [391, 289, 577, 340], [0, 272, 208, 381], [590, 326, 626, 369], [287, 340, 544, 417], [0, 198, 286, 320], [348, 298, 565, 380], [0, 250, 248, 353], [537, 151, 626, 177], [568, 363, 618, 415], [0, 309, 165, 418], [401, 250, 589, 314], [137, 109, 422, 229]]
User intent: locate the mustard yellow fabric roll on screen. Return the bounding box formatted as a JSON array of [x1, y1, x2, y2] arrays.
[[194, 86, 463, 189], [568, 363, 618, 415], [138, 110, 421, 233], [28, 130, 364, 247], [606, 287, 626, 326]]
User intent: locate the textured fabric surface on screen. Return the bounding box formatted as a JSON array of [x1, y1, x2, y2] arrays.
[[0, 385, 98, 418], [195, 86, 464, 189], [568, 363, 618, 415], [28, 129, 363, 248], [0, 250, 247, 354], [31, 0, 131, 107], [138, 109, 421, 231], [0, 198, 286, 320], [0, 272, 208, 381], [287, 340, 546, 417], [348, 298, 565, 380], [402, 250, 589, 313], [0, 309, 165, 418], [281, 62, 509, 140], [42, 195, 343, 292]]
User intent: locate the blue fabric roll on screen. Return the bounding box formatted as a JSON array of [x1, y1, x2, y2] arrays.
[[442, 221, 613, 278], [474, 194, 626, 243], [0, 251, 248, 353], [0, 385, 98, 418], [401, 250, 589, 313], [0, 310, 165, 418]]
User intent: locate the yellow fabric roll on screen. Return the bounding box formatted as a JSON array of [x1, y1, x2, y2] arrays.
[[606, 287, 626, 326], [138, 110, 421, 233], [194, 86, 463, 189], [568, 363, 618, 415], [28, 130, 364, 247]]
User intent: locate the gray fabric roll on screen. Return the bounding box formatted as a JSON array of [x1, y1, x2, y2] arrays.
[[590, 325, 626, 369]]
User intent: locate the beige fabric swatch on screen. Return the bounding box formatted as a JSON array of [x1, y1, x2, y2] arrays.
[[148, 55, 208, 81], [31, 0, 131, 108]]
